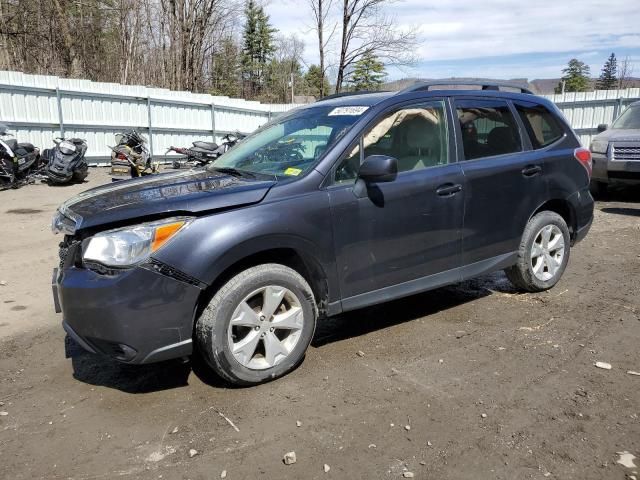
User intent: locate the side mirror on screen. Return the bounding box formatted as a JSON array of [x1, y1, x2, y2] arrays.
[[358, 155, 398, 183], [597, 123, 608, 133]]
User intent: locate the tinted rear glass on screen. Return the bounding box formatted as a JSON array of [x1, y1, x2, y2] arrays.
[[515, 102, 565, 148], [455, 99, 522, 160]]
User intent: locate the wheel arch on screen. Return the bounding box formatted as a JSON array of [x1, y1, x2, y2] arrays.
[[530, 198, 577, 242], [195, 242, 332, 328]]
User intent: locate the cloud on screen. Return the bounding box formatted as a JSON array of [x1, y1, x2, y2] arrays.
[[265, 0, 640, 79]]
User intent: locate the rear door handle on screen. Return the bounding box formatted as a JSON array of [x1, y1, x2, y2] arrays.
[[522, 165, 542, 177], [436, 183, 462, 197]]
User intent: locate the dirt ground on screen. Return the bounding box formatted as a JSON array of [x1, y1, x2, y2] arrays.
[[1, 169, 639, 480]]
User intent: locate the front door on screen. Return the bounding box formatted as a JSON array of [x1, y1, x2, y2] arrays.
[[327, 100, 464, 310]]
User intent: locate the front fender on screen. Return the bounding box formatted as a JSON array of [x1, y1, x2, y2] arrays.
[[153, 189, 340, 303]]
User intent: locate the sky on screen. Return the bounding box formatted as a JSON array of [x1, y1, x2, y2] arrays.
[[264, 0, 640, 81]]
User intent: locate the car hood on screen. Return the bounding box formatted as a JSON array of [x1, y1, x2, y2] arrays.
[[57, 169, 276, 232], [594, 129, 640, 142]]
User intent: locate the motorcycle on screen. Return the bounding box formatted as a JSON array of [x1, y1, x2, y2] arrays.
[[168, 131, 246, 169], [43, 137, 89, 184], [109, 130, 157, 181], [0, 123, 43, 190]]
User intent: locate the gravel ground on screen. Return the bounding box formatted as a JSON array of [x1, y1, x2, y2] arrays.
[[0, 169, 639, 480]]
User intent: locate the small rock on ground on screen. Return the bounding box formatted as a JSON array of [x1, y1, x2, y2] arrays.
[[323, 464, 330, 473], [356, 350, 365, 357], [296, 420, 302, 427], [595, 361, 612, 370], [188, 449, 198, 458], [481, 413, 487, 418], [283, 451, 297, 465], [403, 472, 415, 478], [221, 470, 227, 479], [0, 411, 8, 416], [170, 426, 178, 434]]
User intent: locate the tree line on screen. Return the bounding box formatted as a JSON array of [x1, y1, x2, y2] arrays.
[[556, 53, 635, 93], [0, 0, 414, 102]]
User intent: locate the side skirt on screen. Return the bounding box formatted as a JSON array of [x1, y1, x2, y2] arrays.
[[331, 252, 517, 315]]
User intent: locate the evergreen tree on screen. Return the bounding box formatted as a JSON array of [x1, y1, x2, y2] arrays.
[[596, 53, 618, 90], [241, 0, 276, 98], [348, 52, 386, 91], [304, 65, 331, 99], [555, 58, 591, 93]]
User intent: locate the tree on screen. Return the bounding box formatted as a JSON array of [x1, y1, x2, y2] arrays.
[[348, 52, 385, 91], [618, 56, 635, 90], [304, 65, 331, 98], [596, 53, 617, 90], [335, 0, 416, 93], [265, 34, 305, 103], [556, 58, 591, 93], [308, 0, 336, 98], [241, 0, 276, 99]]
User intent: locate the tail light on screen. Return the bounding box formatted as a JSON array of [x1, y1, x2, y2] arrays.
[[574, 148, 592, 177], [117, 153, 127, 160]]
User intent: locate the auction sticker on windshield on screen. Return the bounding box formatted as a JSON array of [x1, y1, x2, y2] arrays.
[[284, 167, 302, 176], [328, 106, 369, 116]]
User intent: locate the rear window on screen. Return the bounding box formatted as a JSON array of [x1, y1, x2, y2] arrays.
[[515, 103, 565, 149], [456, 99, 522, 160]]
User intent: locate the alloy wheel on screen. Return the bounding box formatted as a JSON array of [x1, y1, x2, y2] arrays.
[[530, 224, 565, 282], [227, 285, 304, 370]]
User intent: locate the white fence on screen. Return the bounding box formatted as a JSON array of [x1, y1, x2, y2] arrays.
[[0, 71, 301, 164], [544, 88, 640, 146], [1, 70, 639, 164]]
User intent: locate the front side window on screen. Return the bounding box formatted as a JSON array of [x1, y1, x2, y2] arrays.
[[515, 102, 564, 148], [612, 105, 640, 130], [210, 105, 365, 178], [456, 99, 522, 160], [334, 101, 449, 184]]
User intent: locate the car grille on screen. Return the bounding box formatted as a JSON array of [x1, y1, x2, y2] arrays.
[[612, 144, 640, 162]]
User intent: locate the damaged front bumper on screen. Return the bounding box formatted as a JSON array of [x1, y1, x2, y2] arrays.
[[54, 253, 205, 364]]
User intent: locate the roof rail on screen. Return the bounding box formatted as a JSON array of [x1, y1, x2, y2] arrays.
[[315, 90, 387, 103], [399, 80, 534, 95]]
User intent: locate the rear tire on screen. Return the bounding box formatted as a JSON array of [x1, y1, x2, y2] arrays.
[[505, 211, 571, 292], [196, 264, 317, 386]]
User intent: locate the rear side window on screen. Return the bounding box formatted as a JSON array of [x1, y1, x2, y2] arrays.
[[515, 102, 565, 149], [455, 99, 522, 160]]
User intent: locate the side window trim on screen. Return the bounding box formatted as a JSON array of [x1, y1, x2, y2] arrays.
[[453, 96, 527, 162], [508, 100, 533, 151], [326, 98, 450, 188]]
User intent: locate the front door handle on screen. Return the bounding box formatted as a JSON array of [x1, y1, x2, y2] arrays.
[[522, 165, 542, 177], [436, 183, 463, 197]]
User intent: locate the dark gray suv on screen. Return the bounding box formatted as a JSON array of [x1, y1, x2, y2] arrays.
[[52, 81, 594, 385]]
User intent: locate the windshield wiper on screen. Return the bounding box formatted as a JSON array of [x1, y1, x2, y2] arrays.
[[210, 167, 256, 179]]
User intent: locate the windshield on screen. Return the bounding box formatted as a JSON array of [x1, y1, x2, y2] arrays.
[[208, 105, 368, 178], [612, 105, 640, 129]]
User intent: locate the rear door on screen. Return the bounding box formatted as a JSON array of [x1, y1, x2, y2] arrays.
[[453, 97, 546, 265]]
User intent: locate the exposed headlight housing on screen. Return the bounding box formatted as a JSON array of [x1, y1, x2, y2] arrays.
[[590, 140, 608, 154], [82, 217, 192, 268], [52, 206, 82, 235]]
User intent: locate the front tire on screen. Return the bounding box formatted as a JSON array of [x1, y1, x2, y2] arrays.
[[505, 211, 571, 292], [196, 264, 317, 386]]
